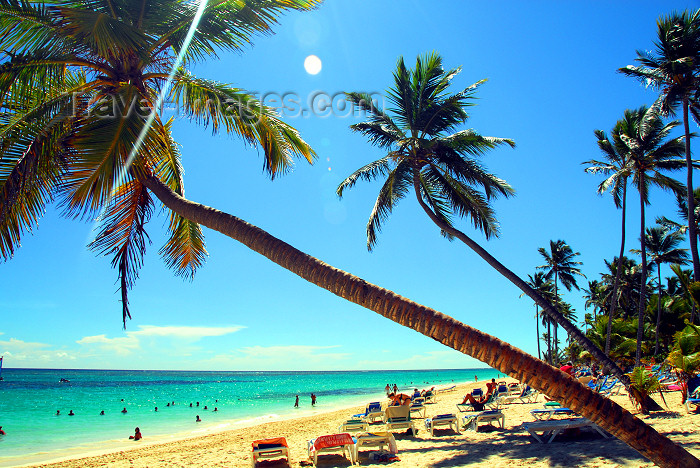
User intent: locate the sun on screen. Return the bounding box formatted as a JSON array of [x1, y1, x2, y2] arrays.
[[304, 55, 322, 75]]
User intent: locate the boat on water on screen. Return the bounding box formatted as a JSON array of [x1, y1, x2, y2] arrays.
[[0, 355, 4, 381], [59, 378, 70, 383]]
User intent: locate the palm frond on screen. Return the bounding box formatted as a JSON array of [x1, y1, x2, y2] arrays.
[[88, 177, 153, 327], [336, 156, 390, 198], [365, 160, 412, 250], [169, 71, 315, 177]]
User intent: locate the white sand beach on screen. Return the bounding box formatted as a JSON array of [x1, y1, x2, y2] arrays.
[[28, 379, 700, 467]]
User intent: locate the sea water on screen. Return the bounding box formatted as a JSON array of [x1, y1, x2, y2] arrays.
[[0, 368, 500, 466]]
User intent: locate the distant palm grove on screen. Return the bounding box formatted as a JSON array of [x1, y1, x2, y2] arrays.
[[2, 3, 700, 466]]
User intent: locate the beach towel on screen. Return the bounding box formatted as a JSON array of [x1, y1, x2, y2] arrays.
[[310, 433, 354, 453]]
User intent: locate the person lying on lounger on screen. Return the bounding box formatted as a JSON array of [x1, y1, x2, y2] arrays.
[[460, 388, 494, 411], [388, 392, 412, 406]]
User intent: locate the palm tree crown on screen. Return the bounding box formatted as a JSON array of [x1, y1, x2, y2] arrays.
[[0, 0, 319, 324], [337, 52, 515, 249], [537, 239, 585, 293]]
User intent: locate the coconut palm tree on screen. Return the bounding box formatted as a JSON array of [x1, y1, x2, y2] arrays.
[[617, 105, 689, 365], [523, 272, 554, 361], [584, 126, 632, 355], [1, 7, 697, 464], [583, 280, 606, 321], [620, 9, 700, 281], [337, 52, 630, 386], [537, 239, 586, 361], [632, 227, 689, 354]]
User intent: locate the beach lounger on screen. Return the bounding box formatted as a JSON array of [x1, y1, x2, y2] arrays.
[[424, 413, 460, 437], [523, 417, 608, 443], [456, 390, 499, 412], [307, 433, 356, 466], [423, 390, 437, 403], [339, 418, 368, 433], [530, 407, 575, 420], [383, 405, 417, 436], [685, 377, 700, 413], [462, 410, 505, 431], [353, 402, 383, 423], [354, 431, 397, 460], [409, 398, 426, 418], [496, 385, 538, 405], [252, 437, 289, 467]]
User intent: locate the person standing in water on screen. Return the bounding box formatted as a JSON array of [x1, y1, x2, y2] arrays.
[[294, 395, 299, 407], [311, 393, 316, 406]]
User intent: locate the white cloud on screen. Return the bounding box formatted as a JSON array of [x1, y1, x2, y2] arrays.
[[76, 334, 140, 356], [130, 325, 244, 339], [0, 338, 76, 363]]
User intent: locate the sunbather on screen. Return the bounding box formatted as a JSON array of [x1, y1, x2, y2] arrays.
[[389, 393, 412, 406], [460, 388, 494, 411]]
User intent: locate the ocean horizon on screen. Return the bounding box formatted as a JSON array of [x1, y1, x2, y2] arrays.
[[0, 367, 501, 466]]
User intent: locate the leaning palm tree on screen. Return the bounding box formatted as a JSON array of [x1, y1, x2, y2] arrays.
[[337, 52, 630, 382], [1, 7, 697, 465], [537, 239, 586, 361], [620, 9, 700, 281], [632, 227, 689, 354], [617, 105, 689, 365], [584, 125, 632, 355]]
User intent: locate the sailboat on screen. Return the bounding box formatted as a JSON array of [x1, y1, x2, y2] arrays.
[[0, 356, 4, 381]]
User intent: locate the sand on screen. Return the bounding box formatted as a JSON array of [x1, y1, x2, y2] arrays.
[[29, 379, 700, 468]]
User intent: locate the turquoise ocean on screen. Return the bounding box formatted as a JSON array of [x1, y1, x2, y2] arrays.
[[0, 367, 500, 466]]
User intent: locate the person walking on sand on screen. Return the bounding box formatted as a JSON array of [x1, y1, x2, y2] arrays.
[[294, 395, 299, 407], [392, 384, 398, 394], [385, 384, 391, 395]]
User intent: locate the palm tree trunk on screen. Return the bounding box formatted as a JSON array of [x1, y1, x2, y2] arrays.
[[409, 177, 629, 383], [554, 273, 559, 362], [141, 175, 699, 468], [637, 193, 648, 367], [547, 319, 552, 364], [655, 264, 662, 355], [536, 305, 541, 360], [606, 182, 627, 354], [683, 97, 700, 282]]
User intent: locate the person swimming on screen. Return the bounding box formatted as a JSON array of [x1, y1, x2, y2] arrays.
[[195, 415, 201, 422], [68, 410, 74, 416], [56, 410, 60, 416], [121, 407, 128, 413], [100, 410, 105, 415]]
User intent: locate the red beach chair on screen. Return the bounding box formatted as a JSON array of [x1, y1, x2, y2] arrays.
[[252, 437, 289, 467]]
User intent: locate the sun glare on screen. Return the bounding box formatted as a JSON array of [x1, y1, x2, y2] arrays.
[[304, 55, 322, 75]]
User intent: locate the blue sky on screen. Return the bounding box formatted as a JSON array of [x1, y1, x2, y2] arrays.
[[2, 0, 699, 371]]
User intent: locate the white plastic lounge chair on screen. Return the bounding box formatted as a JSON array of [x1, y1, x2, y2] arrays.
[[530, 407, 575, 420], [383, 405, 417, 436], [409, 397, 426, 418], [354, 431, 397, 460], [523, 417, 608, 443], [339, 418, 368, 433], [424, 413, 460, 436], [252, 437, 289, 467], [496, 385, 539, 405], [353, 401, 383, 423], [462, 410, 505, 431], [307, 433, 356, 466], [423, 390, 437, 403]]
